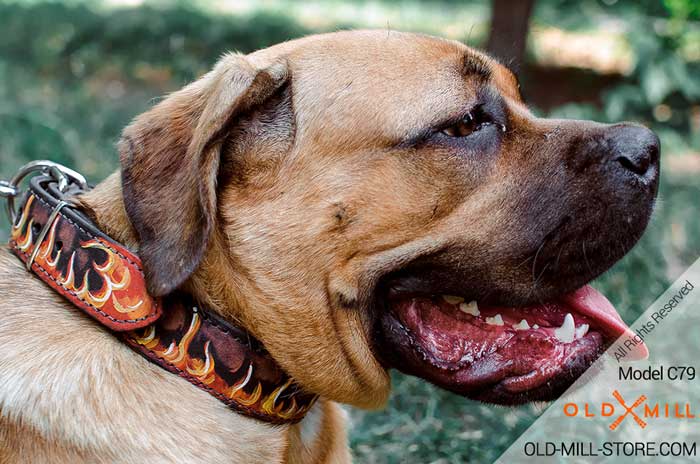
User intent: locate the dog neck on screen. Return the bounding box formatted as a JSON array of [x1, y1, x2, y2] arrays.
[[18, 171, 317, 424], [80, 173, 243, 322], [80, 173, 280, 343]]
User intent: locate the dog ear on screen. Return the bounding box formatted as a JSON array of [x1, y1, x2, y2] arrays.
[[119, 54, 288, 296]]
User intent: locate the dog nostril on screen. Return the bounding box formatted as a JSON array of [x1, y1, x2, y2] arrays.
[[616, 153, 651, 176], [604, 124, 659, 179]]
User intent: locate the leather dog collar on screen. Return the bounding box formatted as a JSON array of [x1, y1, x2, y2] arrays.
[[6, 168, 318, 424]]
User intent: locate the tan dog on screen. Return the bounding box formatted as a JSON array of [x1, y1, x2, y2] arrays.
[[0, 30, 659, 462]]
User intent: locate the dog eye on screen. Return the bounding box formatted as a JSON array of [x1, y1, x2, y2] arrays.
[[441, 114, 478, 137], [440, 106, 504, 138]]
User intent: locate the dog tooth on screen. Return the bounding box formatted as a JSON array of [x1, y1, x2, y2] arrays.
[[532, 324, 540, 329], [554, 313, 575, 343], [485, 314, 504, 326], [575, 324, 590, 339], [459, 300, 480, 316], [512, 319, 530, 330], [442, 295, 464, 305]]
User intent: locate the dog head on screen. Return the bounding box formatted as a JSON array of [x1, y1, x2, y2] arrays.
[[117, 31, 659, 408]]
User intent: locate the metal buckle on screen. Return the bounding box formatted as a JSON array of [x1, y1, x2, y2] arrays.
[[0, 160, 88, 225]]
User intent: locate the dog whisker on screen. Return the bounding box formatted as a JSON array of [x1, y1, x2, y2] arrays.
[[531, 239, 548, 284], [554, 244, 565, 270], [582, 242, 595, 277]]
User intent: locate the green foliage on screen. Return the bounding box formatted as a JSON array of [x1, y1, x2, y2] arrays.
[[664, 0, 700, 21], [604, 14, 700, 141], [535, 0, 700, 154]]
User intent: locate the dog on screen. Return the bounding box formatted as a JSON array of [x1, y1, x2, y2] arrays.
[[0, 30, 659, 463]]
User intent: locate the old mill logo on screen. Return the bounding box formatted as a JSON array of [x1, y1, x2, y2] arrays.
[[563, 390, 697, 430]]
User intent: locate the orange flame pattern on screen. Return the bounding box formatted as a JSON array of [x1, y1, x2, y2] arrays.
[[127, 305, 317, 423], [10, 193, 161, 330]]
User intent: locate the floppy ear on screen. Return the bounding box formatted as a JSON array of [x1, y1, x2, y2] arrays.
[[119, 54, 288, 296]]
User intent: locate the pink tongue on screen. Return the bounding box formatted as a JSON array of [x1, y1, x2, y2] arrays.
[[561, 285, 648, 360]]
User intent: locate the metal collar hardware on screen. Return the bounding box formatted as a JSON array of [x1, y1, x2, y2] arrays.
[[0, 160, 88, 224]]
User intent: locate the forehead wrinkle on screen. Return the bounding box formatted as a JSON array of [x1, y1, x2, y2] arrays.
[[461, 52, 492, 82]]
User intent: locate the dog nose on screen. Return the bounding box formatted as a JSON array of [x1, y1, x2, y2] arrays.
[[605, 124, 660, 180]]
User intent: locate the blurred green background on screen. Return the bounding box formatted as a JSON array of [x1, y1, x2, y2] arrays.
[[1, 0, 699, 462]]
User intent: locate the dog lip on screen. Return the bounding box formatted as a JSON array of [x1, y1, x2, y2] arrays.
[[473, 336, 605, 404], [376, 307, 606, 403], [373, 283, 643, 404], [382, 275, 478, 305], [385, 284, 432, 301]]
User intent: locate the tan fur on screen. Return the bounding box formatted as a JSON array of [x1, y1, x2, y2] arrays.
[[0, 30, 533, 462]]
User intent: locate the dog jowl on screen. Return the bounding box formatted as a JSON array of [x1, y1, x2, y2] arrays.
[[113, 30, 659, 410]]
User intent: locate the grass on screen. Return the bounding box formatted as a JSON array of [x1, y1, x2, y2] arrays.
[[1, 1, 699, 462]]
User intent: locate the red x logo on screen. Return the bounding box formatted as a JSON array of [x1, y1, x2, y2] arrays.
[[609, 390, 647, 430]]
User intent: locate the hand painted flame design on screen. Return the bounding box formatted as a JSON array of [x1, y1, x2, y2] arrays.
[[10, 195, 154, 321], [261, 378, 305, 420], [11, 195, 35, 252], [149, 312, 217, 385], [130, 312, 316, 421]]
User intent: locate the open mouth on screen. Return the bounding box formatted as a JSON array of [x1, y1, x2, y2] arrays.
[[377, 285, 646, 404]]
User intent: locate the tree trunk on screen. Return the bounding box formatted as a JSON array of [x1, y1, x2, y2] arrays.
[[486, 0, 536, 71]]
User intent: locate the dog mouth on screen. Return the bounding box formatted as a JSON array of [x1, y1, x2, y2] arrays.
[[376, 285, 647, 404]]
